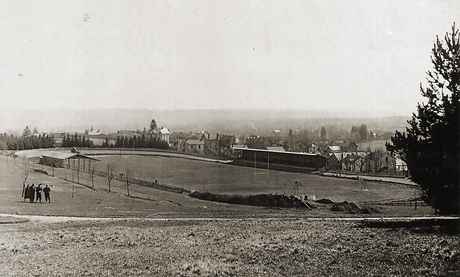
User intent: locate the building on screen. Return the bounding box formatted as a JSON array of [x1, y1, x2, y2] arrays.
[[159, 127, 171, 145], [52, 132, 65, 147], [308, 143, 320, 154], [233, 147, 326, 172], [266, 146, 285, 152], [87, 128, 103, 136], [325, 145, 341, 153], [341, 153, 366, 172], [39, 151, 99, 169], [88, 135, 116, 147], [185, 139, 205, 154], [395, 158, 408, 173], [202, 132, 219, 155], [116, 130, 140, 138], [325, 153, 341, 170], [364, 150, 396, 173]]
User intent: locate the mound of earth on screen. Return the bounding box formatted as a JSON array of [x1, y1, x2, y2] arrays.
[[315, 198, 335, 205], [189, 191, 313, 208], [330, 201, 381, 214]]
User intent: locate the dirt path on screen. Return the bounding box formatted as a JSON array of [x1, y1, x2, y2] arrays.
[[1, 213, 457, 224], [322, 172, 417, 186]]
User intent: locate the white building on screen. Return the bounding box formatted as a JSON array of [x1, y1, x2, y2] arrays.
[[159, 127, 171, 145]]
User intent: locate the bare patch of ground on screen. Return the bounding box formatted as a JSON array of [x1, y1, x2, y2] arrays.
[[0, 219, 458, 276]]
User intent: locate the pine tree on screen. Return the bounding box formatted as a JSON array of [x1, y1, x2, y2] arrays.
[[387, 23, 459, 214]]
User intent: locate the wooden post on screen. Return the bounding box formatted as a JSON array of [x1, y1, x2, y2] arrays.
[[71, 159, 74, 182], [107, 165, 110, 192], [126, 169, 130, 196], [91, 167, 95, 189], [77, 158, 80, 184], [107, 165, 112, 192], [267, 151, 270, 170]]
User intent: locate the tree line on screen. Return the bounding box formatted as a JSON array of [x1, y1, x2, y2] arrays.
[[114, 134, 169, 149], [62, 133, 93, 147], [0, 133, 55, 150]]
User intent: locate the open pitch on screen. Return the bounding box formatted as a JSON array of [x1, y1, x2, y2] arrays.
[[93, 154, 417, 203]]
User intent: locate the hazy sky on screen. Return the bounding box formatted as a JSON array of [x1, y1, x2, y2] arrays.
[[0, 0, 458, 115]]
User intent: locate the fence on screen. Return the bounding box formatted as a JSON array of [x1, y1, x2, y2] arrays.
[[28, 159, 189, 197]]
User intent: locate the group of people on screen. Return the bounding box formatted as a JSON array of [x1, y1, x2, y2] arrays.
[[23, 184, 51, 203]]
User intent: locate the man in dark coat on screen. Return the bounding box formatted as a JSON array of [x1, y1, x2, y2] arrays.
[[43, 185, 51, 203], [36, 184, 42, 203], [29, 184, 35, 203]]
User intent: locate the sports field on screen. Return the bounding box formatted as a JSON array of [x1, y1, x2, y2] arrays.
[[93, 154, 417, 203], [3, 152, 457, 276]]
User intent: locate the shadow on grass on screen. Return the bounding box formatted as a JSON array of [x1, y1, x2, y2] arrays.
[[125, 194, 183, 206], [126, 194, 158, 202], [359, 219, 460, 235]]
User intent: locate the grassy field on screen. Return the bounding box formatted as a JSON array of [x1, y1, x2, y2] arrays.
[[2, 153, 457, 276], [0, 155, 288, 218], [94, 155, 418, 203]]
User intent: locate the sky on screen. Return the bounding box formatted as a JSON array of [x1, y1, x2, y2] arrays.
[[0, 0, 458, 116]]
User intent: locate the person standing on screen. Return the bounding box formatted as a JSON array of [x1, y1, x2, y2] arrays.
[[36, 184, 42, 203], [29, 184, 35, 203], [43, 185, 51, 203], [23, 184, 30, 202]]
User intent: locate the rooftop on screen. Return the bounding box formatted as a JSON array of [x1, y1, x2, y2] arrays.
[[232, 147, 321, 156], [42, 151, 99, 161]]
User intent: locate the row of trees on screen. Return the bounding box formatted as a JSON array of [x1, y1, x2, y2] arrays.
[[62, 134, 93, 148], [0, 133, 54, 150], [350, 124, 369, 141], [113, 135, 169, 149], [305, 124, 370, 144]]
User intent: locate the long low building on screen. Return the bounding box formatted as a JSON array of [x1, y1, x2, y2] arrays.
[[232, 147, 326, 172], [39, 151, 99, 168]]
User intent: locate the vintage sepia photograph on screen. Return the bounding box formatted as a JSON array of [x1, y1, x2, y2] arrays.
[[0, 1, 459, 276]]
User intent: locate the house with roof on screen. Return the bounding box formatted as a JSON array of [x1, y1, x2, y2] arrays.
[[325, 145, 341, 153], [395, 157, 408, 173], [185, 139, 205, 154], [325, 153, 341, 170], [308, 143, 320, 154], [200, 132, 236, 157], [364, 150, 396, 173], [202, 132, 219, 155], [341, 153, 366, 172], [116, 130, 140, 138], [265, 146, 285, 152], [159, 127, 171, 145], [39, 151, 99, 169]]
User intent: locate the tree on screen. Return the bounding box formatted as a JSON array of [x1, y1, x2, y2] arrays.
[[150, 119, 157, 133], [387, 23, 459, 214], [359, 124, 368, 141], [320, 126, 327, 140], [23, 126, 31, 137], [350, 126, 360, 142]]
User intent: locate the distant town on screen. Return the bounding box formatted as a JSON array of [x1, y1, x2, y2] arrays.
[[0, 117, 408, 177]]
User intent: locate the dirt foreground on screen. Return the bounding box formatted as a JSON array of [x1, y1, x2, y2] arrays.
[[0, 218, 459, 276]]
